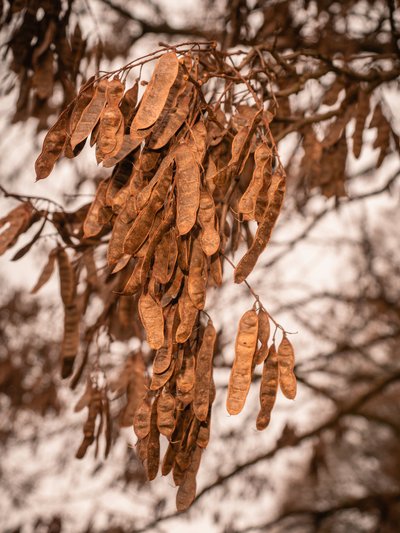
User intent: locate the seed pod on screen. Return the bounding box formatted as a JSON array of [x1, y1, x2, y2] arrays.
[[188, 237, 207, 310], [35, 103, 72, 180], [176, 445, 202, 512], [57, 249, 76, 306], [175, 144, 200, 235], [176, 353, 195, 394], [138, 292, 164, 350], [176, 284, 199, 343], [198, 190, 220, 256], [254, 309, 270, 365], [162, 442, 177, 476], [238, 143, 272, 220], [153, 229, 178, 285], [83, 178, 110, 238], [60, 303, 80, 378], [277, 335, 297, 400], [256, 343, 278, 430], [209, 253, 223, 287], [130, 52, 179, 133], [161, 267, 184, 307], [227, 309, 258, 415], [193, 319, 216, 421], [157, 389, 176, 439], [150, 360, 175, 390], [146, 398, 160, 480], [234, 169, 286, 284], [133, 395, 152, 439], [71, 79, 108, 149]]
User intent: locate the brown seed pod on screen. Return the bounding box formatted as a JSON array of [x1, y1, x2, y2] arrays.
[[176, 352, 195, 394], [176, 284, 199, 343], [157, 389, 176, 439], [150, 360, 175, 391], [83, 178, 110, 238], [234, 169, 286, 283], [30, 248, 58, 293], [256, 343, 278, 430], [176, 445, 202, 512], [277, 335, 297, 400], [175, 143, 200, 235], [188, 237, 207, 310], [130, 52, 179, 133], [60, 303, 80, 378], [153, 229, 178, 285], [57, 248, 76, 306], [146, 398, 160, 480], [133, 395, 152, 439], [193, 319, 216, 421], [71, 79, 108, 149], [138, 291, 164, 350], [0, 203, 34, 256], [198, 190, 220, 256], [254, 309, 270, 365], [227, 309, 258, 415], [35, 103, 72, 180], [238, 143, 272, 220]]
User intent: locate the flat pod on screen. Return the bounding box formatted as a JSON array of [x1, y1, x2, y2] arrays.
[[176, 284, 199, 343], [138, 292, 164, 350], [198, 190, 220, 256], [147, 398, 160, 480], [238, 143, 272, 220], [133, 396, 152, 439], [256, 343, 278, 430], [234, 169, 286, 284], [61, 303, 80, 378], [188, 237, 207, 310], [176, 353, 195, 394], [176, 445, 202, 512], [227, 309, 258, 415], [157, 390, 176, 439], [130, 52, 179, 133], [71, 79, 108, 149], [35, 104, 72, 179], [193, 319, 216, 421], [83, 178, 110, 238], [174, 143, 200, 235], [277, 336, 297, 399], [153, 229, 178, 285], [30, 248, 57, 293], [254, 309, 270, 365], [0, 203, 34, 255], [57, 249, 76, 306]]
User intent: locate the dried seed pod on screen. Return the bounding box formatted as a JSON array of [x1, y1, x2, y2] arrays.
[[277, 335, 297, 400], [176, 445, 202, 512], [61, 303, 80, 378], [175, 143, 200, 235], [0, 203, 34, 256], [35, 103, 72, 180], [133, 395, 152, 439], [146, 398, 160, 480], [198, 190, 220, 256], [162, 442, 177, 476], [254, 309, 270, 365], [193, 319, 216, 421], [83, 178, 110, 238], [153, 229, 178, 285], [256, 343, 278, 430], [227, 309, 258, 415], [176, 284, 199, 343], [161, 266, 184, 307], [176, 352, 195, 394], [188, 237, 207, 310], [138, 292, 164, 350], [238, 143, 272, 220], [157, 389, 176, 439], [71, 79, 108, 149], [130, 52, 179, 133], [234, 169, 286, 284], [150, 360, 175, 390], [57, 248, 76, 306]]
